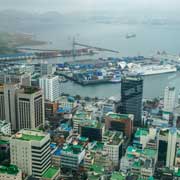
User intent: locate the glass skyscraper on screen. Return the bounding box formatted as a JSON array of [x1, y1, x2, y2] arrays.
[[121, 76, 143, 127]]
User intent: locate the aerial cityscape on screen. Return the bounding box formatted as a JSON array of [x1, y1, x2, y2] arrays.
[[1, 0, 180, 180]]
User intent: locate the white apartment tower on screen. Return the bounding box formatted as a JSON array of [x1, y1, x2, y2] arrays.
[[39, 75, 59, 102], [164, 86, 176, 113], [10, 129, 51, 178]]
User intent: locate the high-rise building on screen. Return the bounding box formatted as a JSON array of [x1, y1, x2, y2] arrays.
[[164, 86, 176, 113], [0, 85, 45, 131], [0, 84, 5, 120], [40, 63, 53, 76], [39, 75, 59, 102], [121, 76, 143, 127], [4, 83, 20, 131], [10, 129, 51, 178], [16, 87, 45, 130], [166, 128, 177, 168]]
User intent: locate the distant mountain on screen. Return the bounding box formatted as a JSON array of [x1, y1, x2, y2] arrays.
[[0, 9, 67, 32]]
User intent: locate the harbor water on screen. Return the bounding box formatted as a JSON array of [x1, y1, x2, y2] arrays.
[[20, 21, 180, 99], [59, 72, 180, 99]]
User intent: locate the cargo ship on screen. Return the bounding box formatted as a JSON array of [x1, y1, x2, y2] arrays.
[[128, 64, 177, 76], [126, 33, 136, 39]]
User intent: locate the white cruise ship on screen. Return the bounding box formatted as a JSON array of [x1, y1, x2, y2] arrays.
[[129, 64, 177, 76]]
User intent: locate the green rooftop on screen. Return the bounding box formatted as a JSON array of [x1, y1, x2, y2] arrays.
[[107, 113, 130, 119], [92, 142, 104, 151], [90, 164, 104, 174], [132, 160, 141, 168], [177, 148, 180, 157], [143, 148, 157, 158], [0, 165, 19, 175], [0, 140, 9, 145], [62, 144, 84, 154], [174, 169, 180, 177], [81, 120, 103, 129], [42, 167, 59, 179], [18, 133, 45, 141], [111, 172, 125, 180], [74, 111, 89, 119], [135, 128, 148, 137]]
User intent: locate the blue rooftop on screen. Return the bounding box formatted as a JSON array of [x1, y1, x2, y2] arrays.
[[57, 106, 71, 113], [54, 148, 62, 156], [50, 143, 57, 150], [60, 123, 72, 131]]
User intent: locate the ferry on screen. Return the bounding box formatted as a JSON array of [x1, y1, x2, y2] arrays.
[[129, 64, 177, 76]]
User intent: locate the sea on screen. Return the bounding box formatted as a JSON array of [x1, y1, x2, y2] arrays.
[[19, 20, 180, 99]]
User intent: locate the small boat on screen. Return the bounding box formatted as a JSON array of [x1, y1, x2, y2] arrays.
[[126, 33, 136, 39]]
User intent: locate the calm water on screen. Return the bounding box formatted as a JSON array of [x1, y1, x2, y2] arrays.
[[60, 72, 180, 99], [24, 21, 180, 98]]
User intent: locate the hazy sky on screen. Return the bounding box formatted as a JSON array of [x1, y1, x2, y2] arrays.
[[0, 0, 180, 14]]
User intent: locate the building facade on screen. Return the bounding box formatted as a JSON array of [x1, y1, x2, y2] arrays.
[[164, 86, 176, 113], [39, 75, 59, 102], [121, 76, 143, 127], [16, 87, 45, 129], [10, 129, 51, 178], [105, 112, 134, 138]]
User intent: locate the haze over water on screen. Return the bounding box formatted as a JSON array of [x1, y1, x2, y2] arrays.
[[1, 0, 180, 99]]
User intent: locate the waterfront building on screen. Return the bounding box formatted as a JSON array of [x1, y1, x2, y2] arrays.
[[105, 112, 133, 138], [0, 164, 22, 180], [121, 76, 143, 127], [39, 75, 59, 102], [16, 87, 45, 130], [10, 129, 51, 178]]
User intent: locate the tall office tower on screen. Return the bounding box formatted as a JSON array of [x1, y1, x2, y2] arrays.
[[40, 63, 53, 76], [4, 83, 20, 131], [10, 129, 51, 178], [39, 75, 59, 102], [166, 128, 177, 168], [121, 76, 143, 127], [16, 87, 45, 130], [164, 86, 176, 113], [0, 84, 5, 120]]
